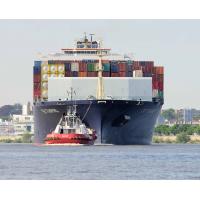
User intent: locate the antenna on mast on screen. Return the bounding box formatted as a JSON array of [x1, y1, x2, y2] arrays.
[[84, 32, 87, 40], [89, 33, 95, 43]]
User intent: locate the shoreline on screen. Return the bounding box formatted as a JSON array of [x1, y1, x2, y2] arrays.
[[1, 135, 200, 144], [153, 135, 200, 144]]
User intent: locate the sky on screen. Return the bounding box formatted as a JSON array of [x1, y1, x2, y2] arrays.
[[0, 19, 199, 109]]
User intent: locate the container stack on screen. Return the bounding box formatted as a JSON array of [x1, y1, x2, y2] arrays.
[[33, 59, 164, 101], [87, 63, 98, 77], [102, 61, 110, 77], [152, 66, 164, 99], [33, 61, 41, 101], [133, 61, 154, 77], [41, 62, 49, 99], [78, 61, 87, 77], [71, 62, 79, 77], [110, 61, 119, 77], [65, 62, 71, 77]]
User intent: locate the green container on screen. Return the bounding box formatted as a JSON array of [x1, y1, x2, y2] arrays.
[[158, 91, 164, 98], [87, 63, 95, 72], [103, 63, 110, 72]]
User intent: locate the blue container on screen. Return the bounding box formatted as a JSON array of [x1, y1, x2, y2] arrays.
[[103, 63, 110, 72], [34, 61, 41, 67], [72, 71, 78, 77], [143, 73, 152, 77], [65, 63, 71, 72], [33, 66, 41, 74], [126, 71, 133, 77], [111, 64, 119, 73], [139, 61, 146, 66], [127, 65, 132, 72]]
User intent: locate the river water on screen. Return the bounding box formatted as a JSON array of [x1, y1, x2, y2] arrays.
[[0, 143, 200, 180]]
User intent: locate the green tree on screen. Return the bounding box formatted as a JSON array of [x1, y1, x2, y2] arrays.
[[154, 125, 171, 135], [176, 132, 190, 143], [162, 109, 176, 121]]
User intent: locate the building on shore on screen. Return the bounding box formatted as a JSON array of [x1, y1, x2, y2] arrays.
[[0, 102, 34, 135], [156, 108, 200, 126], [0, 119, 15, 135], [12, 102, 34, 135]]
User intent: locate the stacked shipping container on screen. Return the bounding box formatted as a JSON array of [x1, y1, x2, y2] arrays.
[[152, 66, 164, 99], [133, 61, 164, 99], [33, 61, 41, 101], [33, 59, 164, 101]]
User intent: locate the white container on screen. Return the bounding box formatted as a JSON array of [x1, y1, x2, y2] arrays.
[[50, 65, 57, 73], [42, 82, 48, 89], [42, 74, 48, 81], [42, 65, 49, 73], [49, 74, 57, 78], [42, 90, 48, 98], [58, 65, 65, 73], [71, 62, 79, 71], [58, 74, 64, 77], [133, 70, 143, 77], [152, 89, 158, 97]]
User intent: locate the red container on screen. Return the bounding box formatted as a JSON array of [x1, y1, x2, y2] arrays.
[[33, 89, 41, 97], [34, 82, 41, 90], [146, 65, 153, 73], [102, 72, 110, 77], [111, 73, 120, 77], [133, 61, 140, 67], [79, 62, 87, 72], [118, 63, 126, 72], [155, 74, 164, 82], [152, 81, 159, 89], [87, 72, 98, 77], [133, 65, 142, 71], [146, 61, 154, 68], [158, 82, 164, 91], [33, 74, 41, 82], [119, 72, 126, 77]]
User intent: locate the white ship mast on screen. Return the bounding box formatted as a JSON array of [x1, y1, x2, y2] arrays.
[[96, 39, 104, 100]]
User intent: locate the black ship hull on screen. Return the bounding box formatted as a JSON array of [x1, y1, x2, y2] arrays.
[[33, 100, 162, 145]]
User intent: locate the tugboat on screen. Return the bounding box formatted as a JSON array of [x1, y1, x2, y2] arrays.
[[44, 89, 97, 145]]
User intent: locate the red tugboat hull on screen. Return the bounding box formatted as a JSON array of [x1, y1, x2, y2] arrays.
[[44, 132, 97, 145]]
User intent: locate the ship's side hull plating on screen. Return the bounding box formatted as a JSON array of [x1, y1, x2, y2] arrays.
[[34, 100, 162, 145]]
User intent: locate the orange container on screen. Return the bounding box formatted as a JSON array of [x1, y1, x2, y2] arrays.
[[154, 66, 164, 74], [78, 72, 87, 77]]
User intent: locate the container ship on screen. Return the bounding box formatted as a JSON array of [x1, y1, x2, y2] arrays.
[[33, 34, 164, 145]]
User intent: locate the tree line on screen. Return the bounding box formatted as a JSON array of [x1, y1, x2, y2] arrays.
[[154, 124, 200, 135]]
